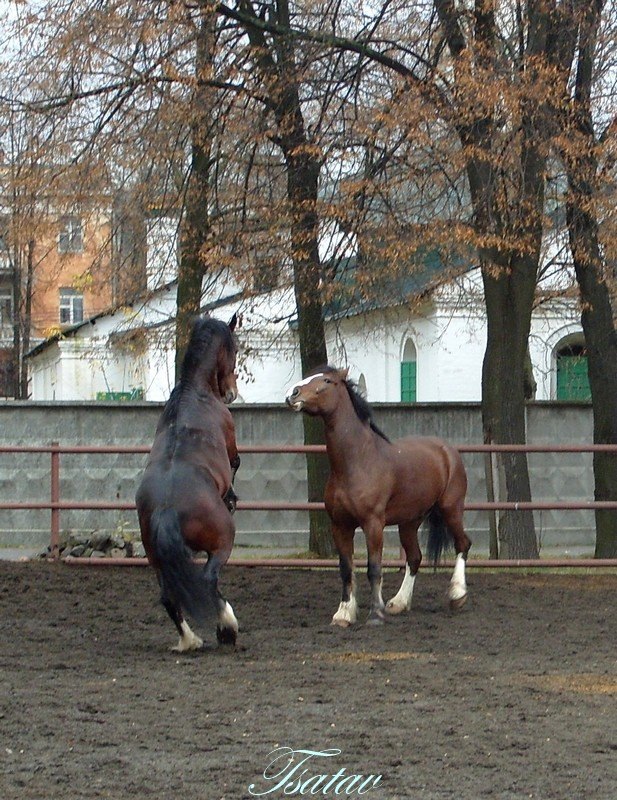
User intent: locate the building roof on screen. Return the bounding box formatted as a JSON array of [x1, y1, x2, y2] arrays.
[[25, 281, 244, 359], [323, 247, 474, 321]]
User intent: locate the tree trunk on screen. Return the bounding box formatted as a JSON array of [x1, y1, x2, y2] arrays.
[[435, 0, 550, 559], [575, 264, 617, 558], [285, 145, 333, 557], [175, 3, 215, 379], [560, 0, 617, 557], [566, 178, 617, 558], [481, 259, 539, 559], [238, 0, 333, 556], [19, 238, 34, 399], [11, 245, 22, 400]]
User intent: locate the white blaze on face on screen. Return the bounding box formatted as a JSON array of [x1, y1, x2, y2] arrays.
[[285, 373, 324, 408]]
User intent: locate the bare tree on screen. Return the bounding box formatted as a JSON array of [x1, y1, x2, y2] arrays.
[[556, 0, 617, 557], [175, 1, 218, 376], [227, 0, 342, 555]]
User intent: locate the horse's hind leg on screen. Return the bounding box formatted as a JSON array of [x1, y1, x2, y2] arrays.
[[331, 524, 358, 627], [386, 520, 422, 615], [158, 577, 203, 652], [441, 499, 471, 611]]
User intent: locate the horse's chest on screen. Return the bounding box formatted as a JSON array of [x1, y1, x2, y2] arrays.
[[326, 476, 383, 521]]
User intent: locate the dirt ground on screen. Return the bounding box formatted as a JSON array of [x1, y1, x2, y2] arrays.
[[0, 561, 615, 800]]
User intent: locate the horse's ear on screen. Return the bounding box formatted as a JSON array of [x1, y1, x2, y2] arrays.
[[228, 313, 238, 332], [339, 368, 349, 380]]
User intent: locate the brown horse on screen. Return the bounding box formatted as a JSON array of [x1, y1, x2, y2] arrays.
[[286, 366, 471, 626], [135, 315, 240, 651]]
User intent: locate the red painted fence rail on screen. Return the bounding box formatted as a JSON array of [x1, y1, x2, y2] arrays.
[[1, 442, 617, 565]]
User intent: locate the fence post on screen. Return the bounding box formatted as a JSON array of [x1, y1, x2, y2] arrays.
[[484, 447, 499, 559], [50, 442, 60, 559]]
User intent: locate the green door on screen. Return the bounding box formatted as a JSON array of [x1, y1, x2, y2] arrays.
[[401, 361, 417, 402], [556, 354, 591, 400]]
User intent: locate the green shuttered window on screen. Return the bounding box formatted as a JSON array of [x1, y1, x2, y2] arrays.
[[401, 361, 417, 403], [556, 354, 591, 401]]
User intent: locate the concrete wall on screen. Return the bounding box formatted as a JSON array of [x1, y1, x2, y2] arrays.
[[0, 401, 596, 556]]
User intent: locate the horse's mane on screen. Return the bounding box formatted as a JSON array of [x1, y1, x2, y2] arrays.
[[321, 366, 391, 442], [161, 317, 236, 425]]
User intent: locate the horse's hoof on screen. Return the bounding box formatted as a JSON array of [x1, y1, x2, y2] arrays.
[[172, 631, 203, 652], [331, 617, 352, 628], [449, 593, 468, 612], [217, 626, 237, 646], [385, 600, 407, 616], [366, 610, 386, 626]]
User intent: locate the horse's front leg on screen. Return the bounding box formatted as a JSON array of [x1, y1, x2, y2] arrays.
[[223, 424, 241, 513], [364, 517, 386, 625], [223, 438, 240, 514], [203, 511, 238, 646], [229, 452, 240, 483], [331, 523, 357, 628], [223, 486, 238, 514]]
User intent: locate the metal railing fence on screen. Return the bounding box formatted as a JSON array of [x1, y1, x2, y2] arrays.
[[1, 442, 617, 566]]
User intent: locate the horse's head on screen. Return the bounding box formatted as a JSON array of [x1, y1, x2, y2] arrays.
[[182, 314, 239, 404], [215, 314, 239, 404], [285, 367, 349, 416]]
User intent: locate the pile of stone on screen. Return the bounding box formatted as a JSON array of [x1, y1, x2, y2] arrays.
[[40, 530, 146, 559]]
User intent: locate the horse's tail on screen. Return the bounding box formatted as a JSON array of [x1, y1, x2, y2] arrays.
[[150, 507, 216, 623], [426, 505, 452, 566]]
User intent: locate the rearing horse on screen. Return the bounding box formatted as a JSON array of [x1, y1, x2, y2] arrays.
[[286, 367, 471, 626], [136, 315, 240, 651]]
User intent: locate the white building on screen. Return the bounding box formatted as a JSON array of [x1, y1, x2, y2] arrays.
[[26, 220, 589, 404]]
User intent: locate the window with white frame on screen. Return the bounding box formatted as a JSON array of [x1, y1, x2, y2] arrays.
[[0, 290, 12, 337], [0, 232, 9, 273], [58, 215, 83, 253], [59, 287, 84, 325], [400, 338, 417, 402], [555, 340, 590, 401]]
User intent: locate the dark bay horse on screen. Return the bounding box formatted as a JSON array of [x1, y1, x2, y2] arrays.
[[286, 367, 471, 626], [136, 315, 240, 651]]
